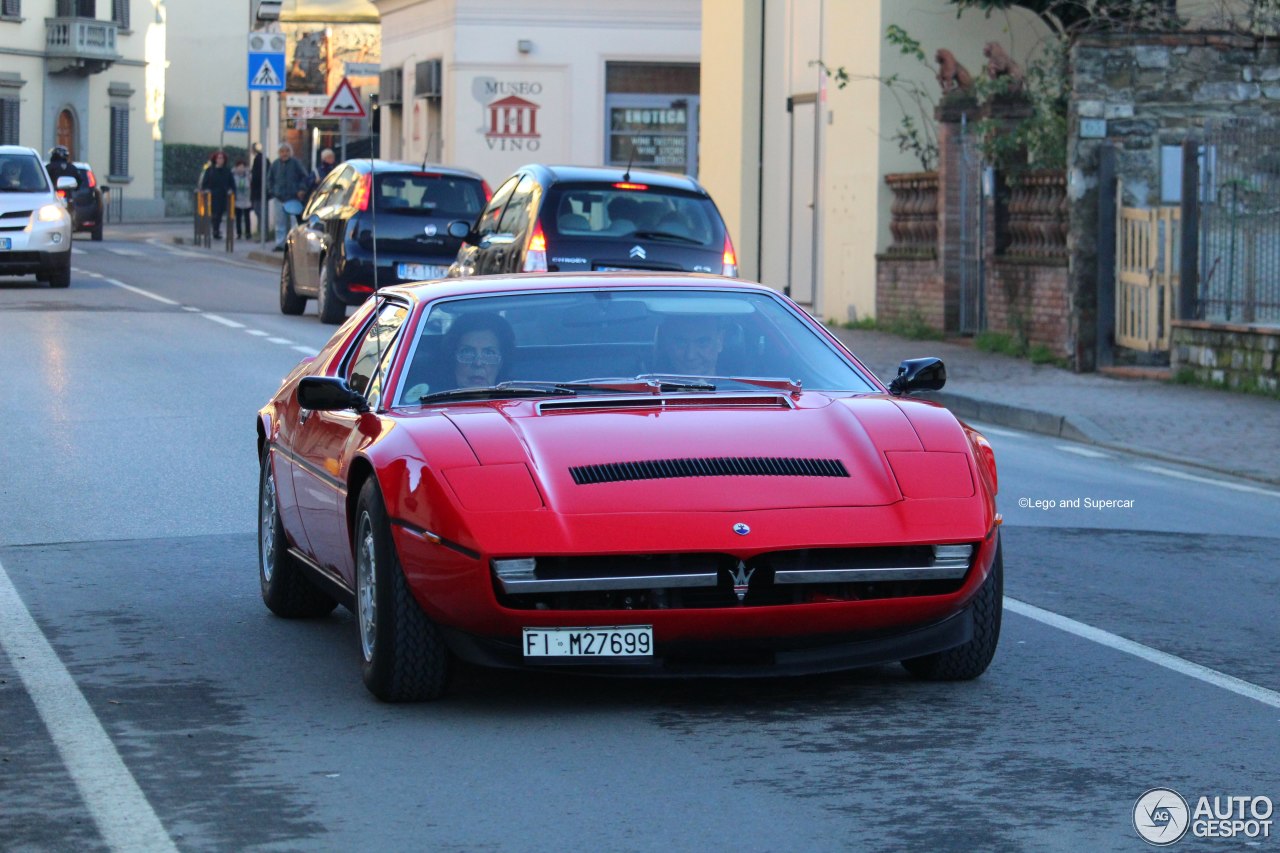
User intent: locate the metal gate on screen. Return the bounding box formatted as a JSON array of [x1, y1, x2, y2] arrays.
[[1116, 198, 1180, 352], [956, 117, 984, 334]]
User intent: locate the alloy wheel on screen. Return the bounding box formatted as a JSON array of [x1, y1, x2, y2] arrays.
[[357, 512, 378, 662]]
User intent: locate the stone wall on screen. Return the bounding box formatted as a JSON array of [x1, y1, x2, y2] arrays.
[[1171, 319, 1280, 393], [1068, 32, 1280, 370]]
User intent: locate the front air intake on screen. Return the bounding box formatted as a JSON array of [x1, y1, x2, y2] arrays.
[[569, 457, 849, 485]]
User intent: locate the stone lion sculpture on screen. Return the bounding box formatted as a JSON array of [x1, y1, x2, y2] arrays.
[[934, 49, 974, 94], [983, 41, 1024, 93]]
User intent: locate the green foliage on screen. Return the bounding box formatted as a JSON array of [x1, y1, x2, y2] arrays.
[[970, 39, 1070, 171], [974, 330, 1022, 356], [838, 312, 943, 339], [947, 0, 1183, 35], [163, 143, 249, 191]]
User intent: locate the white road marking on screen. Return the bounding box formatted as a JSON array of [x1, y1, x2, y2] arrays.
[[71, 247, 85, 255], [292, 345, 316, 355], [201, 314, 245, 329], [1006, 597, 1280, 710], [245, 329, 269, 337], [267, 337, 292, 345], [143, 238, 207, 260], [107, 248, 144, 257], [101, 278, 179, 306], [181, 306, 201, 312], [1056, 445, 1111, 459], [0, 557, 179, 852], [1134, 464, 1280, 498]]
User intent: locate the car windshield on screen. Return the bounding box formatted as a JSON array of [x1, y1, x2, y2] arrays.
[[0, 155, 49, 193], [396, 288, 878, 405], [375, 172, 485, 219], [546, 185, 723, 249]]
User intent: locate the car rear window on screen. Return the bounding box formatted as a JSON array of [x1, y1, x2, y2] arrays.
[[546, 184, 723, 249], [0, 155, 50, 193], [375, 173, 485, 219]]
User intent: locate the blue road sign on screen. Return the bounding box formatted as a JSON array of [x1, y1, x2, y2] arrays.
[[247, 52, 286, 91], [224, 106, 249, 133]]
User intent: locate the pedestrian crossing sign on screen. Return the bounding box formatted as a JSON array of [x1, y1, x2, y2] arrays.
[[247, 51, 286, 91], [224, 106, 249, 133]]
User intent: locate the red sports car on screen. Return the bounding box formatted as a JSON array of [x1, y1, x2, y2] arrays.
[[256, 274, 1002, 701]]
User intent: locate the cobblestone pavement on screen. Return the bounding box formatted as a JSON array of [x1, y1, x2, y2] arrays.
[[831, 327, 1280, 485]]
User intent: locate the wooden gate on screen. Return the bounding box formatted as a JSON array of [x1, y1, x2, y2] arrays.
[[1116, 204, 1180, 352]]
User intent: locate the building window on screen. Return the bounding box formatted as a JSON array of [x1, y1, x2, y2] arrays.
[[109, 103, 128, 178], [1, 0, 21, 20], [0, 97, 18, 145], [56, 0, 95, 17], [603, 63, 700, 176], [112, 0, 127, 28]]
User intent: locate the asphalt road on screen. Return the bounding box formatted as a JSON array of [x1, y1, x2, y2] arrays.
[[1, 234, 1277, 852]]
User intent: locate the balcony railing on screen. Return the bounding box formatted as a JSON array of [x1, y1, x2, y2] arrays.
[[45, 17, 120, 74]]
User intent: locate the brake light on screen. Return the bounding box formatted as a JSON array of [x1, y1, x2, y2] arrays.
[[481, 180, 493, 202], [350, 174, 372, 211], [613, 182, 648, 191], [57, 190, 68, 199], [348, 284, 374, 294], [721, 233, 738, 277], [523, 221, 548, 272], [85, 171, 96, 189]]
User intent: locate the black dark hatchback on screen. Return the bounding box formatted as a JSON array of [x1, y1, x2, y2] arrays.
[[280, 160, 489, 323], [446, 164, 737, 279]]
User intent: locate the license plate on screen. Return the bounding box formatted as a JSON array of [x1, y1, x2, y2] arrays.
[[595, 266, 640, 272], [0, 238, 10, 250], [523, 626, 653, 658], [397, 263, 447, 280]]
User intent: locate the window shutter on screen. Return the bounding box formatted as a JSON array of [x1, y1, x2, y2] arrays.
[[1, 0, 21, 19], [0, 98, 18, 146], [112, 0, 129, 28], [110, 104, 129, 177]]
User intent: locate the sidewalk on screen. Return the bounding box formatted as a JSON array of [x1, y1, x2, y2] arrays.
[[830, 327, 1280, 485], [101, 221, 1279, 484]]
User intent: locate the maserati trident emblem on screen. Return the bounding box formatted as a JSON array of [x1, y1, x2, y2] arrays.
[[729, 560, 755, 603], [732, 523, 750, 535], [629, 245, 646, 259], [423, 224, 437, 236]]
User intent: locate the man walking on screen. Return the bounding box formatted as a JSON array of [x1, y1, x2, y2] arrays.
[[267, 142, 309, 251]]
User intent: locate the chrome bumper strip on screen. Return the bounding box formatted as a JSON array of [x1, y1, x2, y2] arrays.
[[774, 565, 969, 584], [497, 572, 719, 594]]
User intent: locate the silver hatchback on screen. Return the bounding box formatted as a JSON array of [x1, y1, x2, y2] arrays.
[[0, 145, 73, 288]]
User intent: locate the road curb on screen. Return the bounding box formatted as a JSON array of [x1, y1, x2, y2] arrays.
[[923, 390, 1280, 487], [169, 235, 280, 267]]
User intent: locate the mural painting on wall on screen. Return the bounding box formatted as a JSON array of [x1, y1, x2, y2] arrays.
[[284, 25, 380, 96]]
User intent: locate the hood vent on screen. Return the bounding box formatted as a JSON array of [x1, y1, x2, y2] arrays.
[[570, 456, 849, 485]]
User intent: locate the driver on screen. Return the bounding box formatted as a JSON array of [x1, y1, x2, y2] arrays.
[[653, 314, 725, 376]]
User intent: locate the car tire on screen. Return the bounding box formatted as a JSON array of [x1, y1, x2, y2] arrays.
[[901, 535, 1003, 681], [47, 259, 71, 289], [279, 255, 306, 316], [355, 477, 452, 702], [317, 256, 346, 325], [258, 450, 338, 618]]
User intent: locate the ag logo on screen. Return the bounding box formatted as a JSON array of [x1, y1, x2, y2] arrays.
[[1134, 788, 1190, 846]]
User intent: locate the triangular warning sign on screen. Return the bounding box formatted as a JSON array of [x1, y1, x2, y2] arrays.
[[228, 111, 247, 130], [251, 59, 281, 88], [322, 78, 366, 118]]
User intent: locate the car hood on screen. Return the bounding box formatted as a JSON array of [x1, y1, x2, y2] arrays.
[[438, 393, 951, 514], [0, 190, 54, 215]]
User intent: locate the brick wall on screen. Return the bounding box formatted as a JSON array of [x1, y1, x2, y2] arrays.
[[1171, 320, 1280, 393], [986, 259, 1072, 357], [876, 256, 945, 330]]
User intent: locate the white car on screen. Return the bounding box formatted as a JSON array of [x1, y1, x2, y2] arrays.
[[0, 145, 73, 288]]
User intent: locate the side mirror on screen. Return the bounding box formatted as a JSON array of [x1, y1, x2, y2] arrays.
[[297, 376, 369, 412], [447, 220, 474, 243], [56, 176, 77, 191], [888, 357, 946, 396]]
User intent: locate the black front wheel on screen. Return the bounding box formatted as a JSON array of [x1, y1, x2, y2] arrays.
[[317, 257, 346, 325], [355, 478, 452, 702], [280, 254, 306, 316], [902, 535, 1003, 681]]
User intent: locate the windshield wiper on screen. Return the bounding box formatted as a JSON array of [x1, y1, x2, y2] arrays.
[[549, 377, 717, 394], [419, 381, 579, 403], [630, 230, 704, 245], [636, 374, 802, 394]]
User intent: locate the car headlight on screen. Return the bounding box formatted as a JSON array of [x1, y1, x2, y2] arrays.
[[35, 204, 68, 223]]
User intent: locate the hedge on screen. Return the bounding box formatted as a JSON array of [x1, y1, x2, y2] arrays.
[[163, 143, 249, 191]]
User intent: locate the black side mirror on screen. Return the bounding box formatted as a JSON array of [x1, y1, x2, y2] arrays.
[[447, 220, 474, 243], [888, 357, 946, 396], [298, 376, 369, 412]]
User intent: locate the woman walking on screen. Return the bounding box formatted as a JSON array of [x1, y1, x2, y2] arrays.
[[232, 159, 254, 240], [198, 150, 233, 240]]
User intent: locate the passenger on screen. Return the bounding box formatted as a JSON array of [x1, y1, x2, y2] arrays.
[[653, 314, 725, 376], [445, 312, 515, 388]]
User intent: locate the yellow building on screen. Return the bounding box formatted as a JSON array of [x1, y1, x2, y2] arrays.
[[0, 0, 165, 218], [700, 0, 1047, 321]]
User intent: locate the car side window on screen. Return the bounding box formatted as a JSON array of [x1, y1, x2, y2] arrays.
[[306, 165, 350, 216], [345, 301, 409, 404], [496, 174, 535, 238], [475, 175, 520, 238]]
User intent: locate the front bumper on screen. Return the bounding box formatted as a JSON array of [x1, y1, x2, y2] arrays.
[[0, 217, 72, 275]]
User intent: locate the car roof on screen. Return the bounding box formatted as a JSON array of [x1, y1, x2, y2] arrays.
[[347, 159, 485, 181], [517, 164, 706, 194], [73, 162, 94, 171], [0, 145, 41, 158], [384, 272, 776, 305]]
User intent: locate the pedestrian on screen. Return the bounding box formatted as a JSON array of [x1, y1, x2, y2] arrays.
[[309, 148, 337, 197], [267, 142, 309, 251], [250, 142, 268, 238], [45, 146, 81, 189], [198, 150, 233, 240], [232, 159, 253, 240]]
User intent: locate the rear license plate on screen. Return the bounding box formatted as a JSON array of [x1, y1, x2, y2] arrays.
[[595, 266, 639, 272], [523, 626, 653, 658], [0, 238, 10, 250], [397, 263, 447, 280]]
